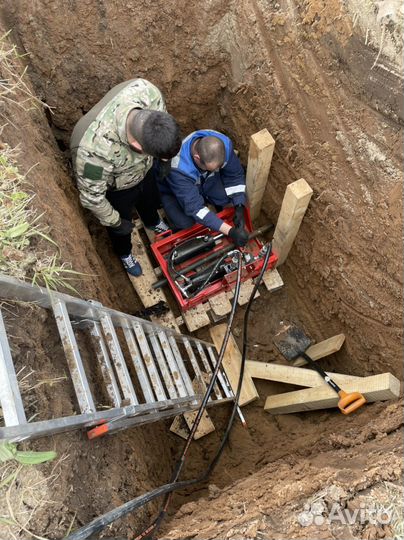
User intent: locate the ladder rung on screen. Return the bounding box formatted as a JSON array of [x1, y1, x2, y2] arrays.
[[0, 310, 27, 427], [157, 332, 188, 398], [148, 332, 178, 400], [195, 342, 222, 399], [123, 325, 155, 403], [100, 315, 138, 406], [90, 322, 122, 408], [132, 322, 166, 401], [52, 300, 96, 414], [167, 336, 194, 396]]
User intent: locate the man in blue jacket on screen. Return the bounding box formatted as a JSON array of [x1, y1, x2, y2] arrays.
[[158, 130, 249, 246]]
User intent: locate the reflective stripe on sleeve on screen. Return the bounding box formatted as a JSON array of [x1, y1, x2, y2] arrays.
[[196, 206, 210, 219], [225, 184, 246, 196]]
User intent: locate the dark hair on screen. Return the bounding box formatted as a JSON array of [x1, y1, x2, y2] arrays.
[[140, 111, 181, 159], [197, 136, 225, 167]]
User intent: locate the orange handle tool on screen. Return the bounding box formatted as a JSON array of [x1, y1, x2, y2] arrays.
[[337, 390, 367, 415]]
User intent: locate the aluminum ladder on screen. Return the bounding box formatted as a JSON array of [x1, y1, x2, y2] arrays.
[[0, 274, 234, 442]]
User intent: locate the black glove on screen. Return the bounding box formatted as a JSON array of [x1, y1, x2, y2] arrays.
[[109, 218, 134, 236], [156, 158, 172, 181], [229, 226, 249, 247], [233, 204, 245, 230]]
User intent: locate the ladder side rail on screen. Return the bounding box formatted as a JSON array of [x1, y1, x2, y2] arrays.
[[0, 310, 27, 426], [0, 396, 199, 443]]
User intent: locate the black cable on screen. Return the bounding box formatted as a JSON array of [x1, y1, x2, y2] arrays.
[[65, 245, 272, 540]]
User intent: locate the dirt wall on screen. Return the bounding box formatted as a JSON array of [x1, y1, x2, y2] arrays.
[[2, 0, 402, 380]]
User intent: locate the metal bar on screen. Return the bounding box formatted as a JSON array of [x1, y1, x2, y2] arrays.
[[0, 310, 27, 427], [157, 332, 187, 398], [52, 299, 96, 414], [100, 315, 138, 406], [167, 336, 194, 395], [196, 342, 222, 399], [148, 331, 178, 400], [90, 322, 121, 408], [132, 322, 166, 401], [123, 326, 155, 403]]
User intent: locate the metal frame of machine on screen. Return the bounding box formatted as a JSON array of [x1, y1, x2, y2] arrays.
[[151, 207, 277, 311]]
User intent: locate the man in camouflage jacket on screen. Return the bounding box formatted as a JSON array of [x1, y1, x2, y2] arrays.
[[70, 78, 181, 276]]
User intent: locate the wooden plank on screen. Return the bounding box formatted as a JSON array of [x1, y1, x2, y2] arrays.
[[246, 129, 275, 220], [292, 334, 346, 367], [209, 325, 259, 407], [264, 373, 401, 414], [272, 178, 313, 266], [182, 304, 210, 332], [170, 414, 190, 439], [261, 269, 284, 292], [209, 291, 232, 318], [129, 227, 166, 308], [228, 278, 260, 306], [246, 360, 362, 387]]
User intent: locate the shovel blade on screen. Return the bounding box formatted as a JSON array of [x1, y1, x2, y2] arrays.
[[273, 321, 312, 361]]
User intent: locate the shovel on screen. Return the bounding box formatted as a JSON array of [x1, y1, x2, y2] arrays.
[[273, 322, 366, 415]]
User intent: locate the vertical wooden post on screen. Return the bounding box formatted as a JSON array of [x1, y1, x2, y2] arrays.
[[246, 129, 275, 220], [272, 178, 313, 266]]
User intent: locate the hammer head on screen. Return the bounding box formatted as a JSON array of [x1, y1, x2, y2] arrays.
[[273, 321, 312, 361]]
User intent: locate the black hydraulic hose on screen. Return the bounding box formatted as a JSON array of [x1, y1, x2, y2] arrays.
[[65, 251, 244, 540], [135, 244, 272, 540], [152, 223, 274, 289], [64, 245, 272, 540]]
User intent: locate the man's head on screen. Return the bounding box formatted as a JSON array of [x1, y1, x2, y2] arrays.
[[126, 109, 181, 159], [192, 136, 226, 171]]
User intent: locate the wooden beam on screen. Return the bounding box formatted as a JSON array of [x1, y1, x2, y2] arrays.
[[209, 325, 259, 407], [246, 129, 275, 220], [292, 334, 345, 367], [209, 291, 232, 319], [261, 269, 284, 292], [272, 178, 313, 266], [246, 360, 362, 387], [264, 373, 401, 414]]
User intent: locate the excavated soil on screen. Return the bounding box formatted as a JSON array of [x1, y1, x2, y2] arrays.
[[0, 0, 402, 539]]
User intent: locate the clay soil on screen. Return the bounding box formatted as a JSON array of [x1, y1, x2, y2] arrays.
[[0, 0, 402, 539]]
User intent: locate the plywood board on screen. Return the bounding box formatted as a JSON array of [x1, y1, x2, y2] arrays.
[[209, 325, 259, 407], [264, 373, 401, 414]]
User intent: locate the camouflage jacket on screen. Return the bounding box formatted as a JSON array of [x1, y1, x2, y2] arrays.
[[70, 79, 166, 227]]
